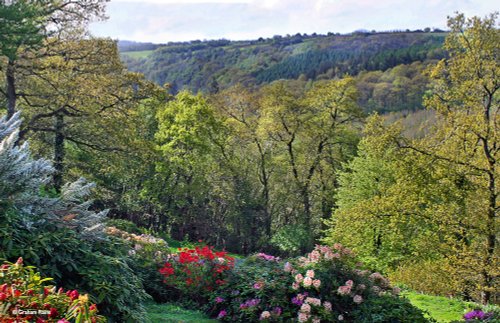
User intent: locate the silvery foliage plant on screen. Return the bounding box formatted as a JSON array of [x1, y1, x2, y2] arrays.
[[0, 112, 107, 240]]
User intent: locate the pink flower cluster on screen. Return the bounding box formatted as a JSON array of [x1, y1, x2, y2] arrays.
[[298, 244, 353, 267], [293, 270, 321, 290], [256, 252, 280, 262]]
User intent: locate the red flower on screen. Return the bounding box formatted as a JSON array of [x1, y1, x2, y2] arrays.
[[49, 307, 59, 318], [0, 292, 7, 301], [66, 290, 79, 301], [89, 304, 97, 312]]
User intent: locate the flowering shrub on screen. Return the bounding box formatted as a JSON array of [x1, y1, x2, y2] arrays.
[[287, 244, 429, 322], [105, 226, 169, 262], [0, 258, 104, 323], [159, 244, 235, 304], [209, 253, 294, 322]]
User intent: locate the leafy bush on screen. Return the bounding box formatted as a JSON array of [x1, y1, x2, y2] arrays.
[[105, 226, 172, 303], [352, 295, 435, 323], [209, 244, 430, 322], [270, 224, 311, 256], [159, 245, 235, 304], [208, 253, 295, 322], [0, 258, 104, 323]]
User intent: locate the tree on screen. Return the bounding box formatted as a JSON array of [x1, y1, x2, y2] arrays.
[[0, 0, 107, 117], [413, 12, 499, 304], [325, 12, 499, 303], [259, 78, 362, 248]]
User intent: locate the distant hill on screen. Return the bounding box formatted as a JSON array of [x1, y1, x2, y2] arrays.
[[119, 31, 447, 112]]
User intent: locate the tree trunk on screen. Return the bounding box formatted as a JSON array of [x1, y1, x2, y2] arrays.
[[482, 170, 496, 304], [53, 113, 65, 192], [6, 59, 16, 118]]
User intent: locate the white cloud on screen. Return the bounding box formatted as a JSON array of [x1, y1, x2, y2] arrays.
[[90, 0, 500, 42], [112, 0, 251, 3]]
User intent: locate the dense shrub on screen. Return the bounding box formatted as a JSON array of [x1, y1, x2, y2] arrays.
[[208, 244, 430, 322], [105, 226, 172, 303], [209, 253, 295, 321], [2, 223, 150, 322], [352, 295, 434, 323], [0, 258, 104, 323], [158, 245, 235, 305]]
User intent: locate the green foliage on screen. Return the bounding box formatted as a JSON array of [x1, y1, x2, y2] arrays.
[[270, 224, 310, 256], [122, 32, 445, 101], [323, 12, 499, 304], [0, 0, 47, 60], [352, 295, 435, 323]]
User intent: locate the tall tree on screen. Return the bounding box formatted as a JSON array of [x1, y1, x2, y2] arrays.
[[413, 12, 499, 304], [0, 0, 107, 117]]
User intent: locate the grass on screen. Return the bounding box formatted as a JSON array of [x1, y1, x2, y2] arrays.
[[402, 291, 473, 322], [146, 302, 217, 323], [121, 50, 154, 59]]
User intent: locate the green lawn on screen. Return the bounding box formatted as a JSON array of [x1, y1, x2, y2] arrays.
[[121, 50, 154, 59], [146, 303, 217, 323], [403, 291, 472, 322]]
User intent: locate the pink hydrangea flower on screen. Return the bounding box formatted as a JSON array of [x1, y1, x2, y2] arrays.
[[345, 280, 354, 287], [313, 279, 321, 289], [295, 274, 304, 283], [337, 285, 351, 295], [305, 297, 321, 306], [284, 262, 293, 272], [353, 295, 363, 304], [303, 276, 313, 288], [300, 303, 311, 313], [298, 312, 310, 322], [306, 270, 315, 278], [323, 301, 332, 311]]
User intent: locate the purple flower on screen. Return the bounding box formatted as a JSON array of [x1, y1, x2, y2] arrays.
[[272, 307, 282, 316], [240, 298, 261, 309], [215, 296, 225, 303], [464, 310, 486, 320], [292, 296, 304, 306], [217, 310, 227, 319]]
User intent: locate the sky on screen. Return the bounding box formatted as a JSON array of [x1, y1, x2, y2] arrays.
[[89, 0, 498, 43]]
